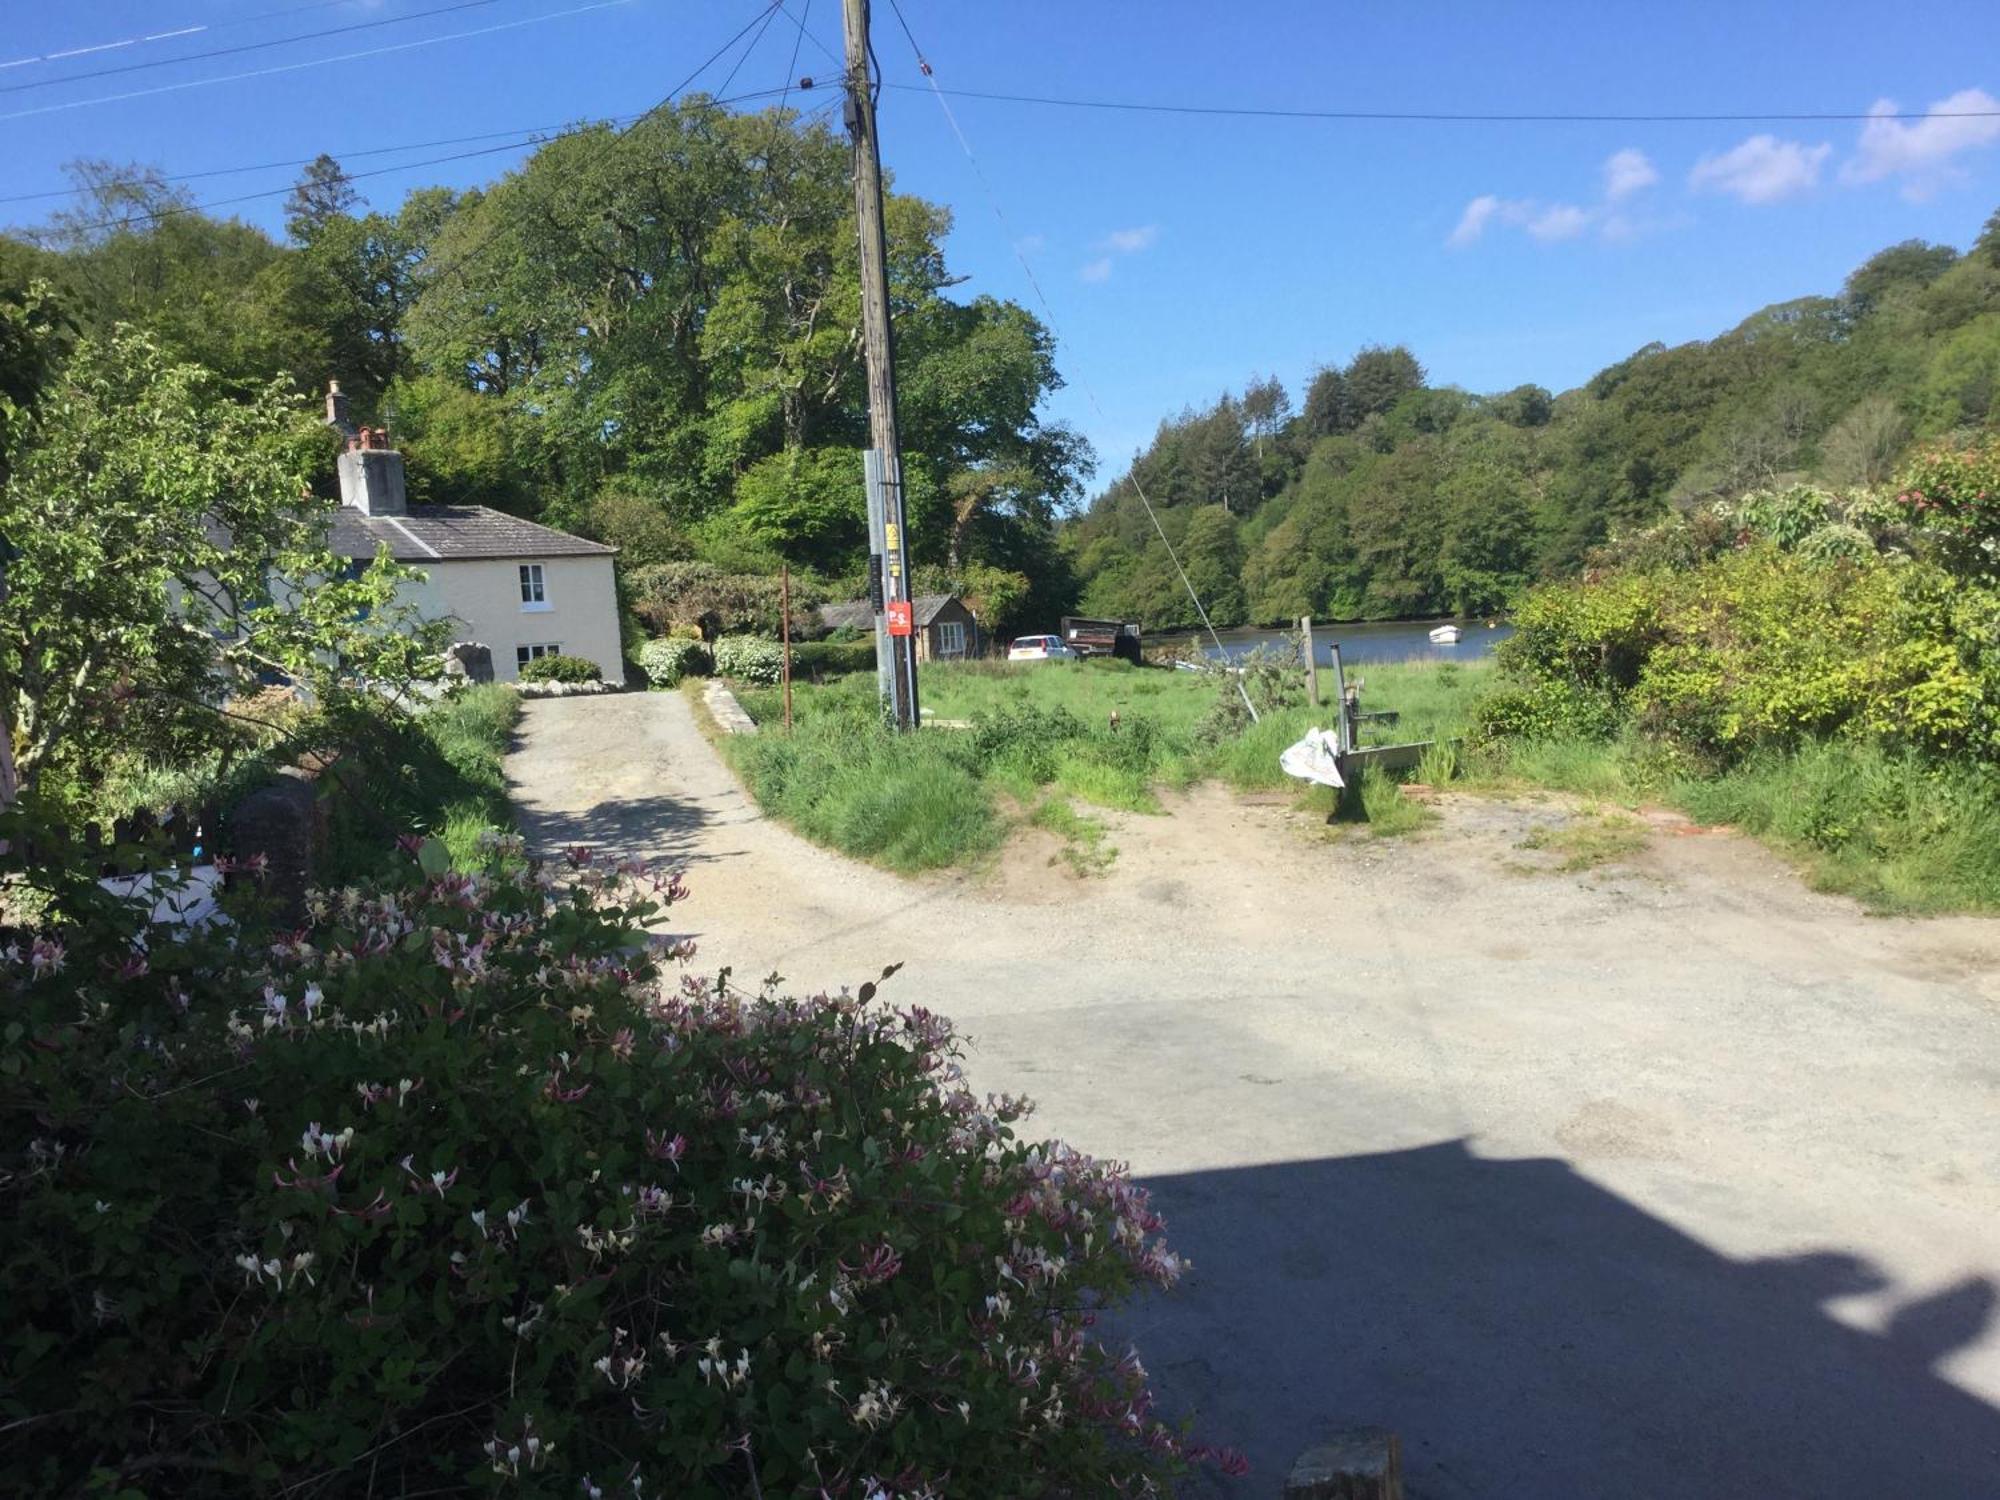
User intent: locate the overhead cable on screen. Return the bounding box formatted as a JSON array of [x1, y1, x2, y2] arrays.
[[0, 0, 636, 124], [883, 83, 2000, 126], [0, 0, 358, 73], [38, 82, 797, 239], [0, 0, 514, 96], [877, 0, 1257, 718]]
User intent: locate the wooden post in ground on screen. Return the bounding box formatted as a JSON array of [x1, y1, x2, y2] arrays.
[[780, 564, 794, 733], [1329, 642, 1351, 755], [1301, 614, 1320, 707]]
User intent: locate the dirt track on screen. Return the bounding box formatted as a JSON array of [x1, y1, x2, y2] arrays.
[[507, 690, 2000, 1497]]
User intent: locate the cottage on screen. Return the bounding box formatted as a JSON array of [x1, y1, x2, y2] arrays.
[[816, 593, 980, 663], [323, 384, 623, 685]]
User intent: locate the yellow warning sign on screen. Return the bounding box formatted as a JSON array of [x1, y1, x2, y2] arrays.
[[885, 523, 900, 550]]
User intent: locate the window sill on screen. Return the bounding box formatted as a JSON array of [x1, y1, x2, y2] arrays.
[[520, 602, 553, 613]]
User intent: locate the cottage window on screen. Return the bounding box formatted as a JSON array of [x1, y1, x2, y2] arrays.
[[519, 563, 548, 609], [935, 620, 966, 657], [516, 643, 562, 669]]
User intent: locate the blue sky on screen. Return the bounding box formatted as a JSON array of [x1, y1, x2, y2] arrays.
[[4, 1, 1999, 480]]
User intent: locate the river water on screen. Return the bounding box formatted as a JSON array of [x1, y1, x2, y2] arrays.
[[1152, 618, 1514, 668]]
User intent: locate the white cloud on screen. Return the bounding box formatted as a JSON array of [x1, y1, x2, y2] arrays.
[[1448, 194, 1504, 247], [1100, 225, 1159, 254], [1078, 256, 1113, 284], [1603, 148, 1659, 202], [1688, 134, 1831, 203], [1450, 148, 1663, 248], [1526, 204, 1591, 241], [1842, 88, 2000, 199]]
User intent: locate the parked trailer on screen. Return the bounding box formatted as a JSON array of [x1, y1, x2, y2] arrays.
[[1059, 616, 1143, 663]]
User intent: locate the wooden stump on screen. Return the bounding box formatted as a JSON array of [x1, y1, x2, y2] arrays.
[[1284, 1428, 1403, 1500]]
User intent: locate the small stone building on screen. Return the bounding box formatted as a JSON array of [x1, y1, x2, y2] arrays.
[[816, 593, 981, 662]]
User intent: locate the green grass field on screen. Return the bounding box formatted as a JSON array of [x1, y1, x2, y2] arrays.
[[720, 652, 1997, 913], [723, 657, 1485, 873]]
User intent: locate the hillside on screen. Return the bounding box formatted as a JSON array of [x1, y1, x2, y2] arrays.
[[1063, 213, 2000, 628]]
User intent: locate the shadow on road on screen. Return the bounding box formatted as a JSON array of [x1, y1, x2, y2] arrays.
[[513, 789, 750, 873], [1126, 1140, 1999, 1497]]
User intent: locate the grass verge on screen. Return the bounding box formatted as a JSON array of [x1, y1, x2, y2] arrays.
[[319, 685, 522, 876], [1670, 742, 2000, 914], [723, 653, 1998, 912]]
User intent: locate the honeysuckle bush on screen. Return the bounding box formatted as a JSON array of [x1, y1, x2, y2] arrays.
[[0, 831, 1232, 1496], [638, 635, 712, 687], [713, 634, 786, 686]]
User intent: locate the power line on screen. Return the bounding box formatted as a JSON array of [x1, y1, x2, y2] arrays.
[[4, 7, 808, 213], [714, 0, 784, 102], [36, 81, 800, 240], [414, 2, 796, 293], [39, 136, 571, 240], [0, 0, 361, 73], [776, 0, 812, 111], [877, 0, 1254, 716], [774, 0, 841, 69], [0, 123, 596, 208], [0, 0, 636, 124], [882, 83, 2000, 127], [1, 0, 514, 96]]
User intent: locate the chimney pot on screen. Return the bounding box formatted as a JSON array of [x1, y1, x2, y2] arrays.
[[324, 378, 355, 438]]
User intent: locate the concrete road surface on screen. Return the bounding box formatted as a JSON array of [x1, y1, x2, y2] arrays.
[[507, 690, 2000, 1497]]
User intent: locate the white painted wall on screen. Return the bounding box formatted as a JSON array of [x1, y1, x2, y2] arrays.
[[406, 555, 625, 685]]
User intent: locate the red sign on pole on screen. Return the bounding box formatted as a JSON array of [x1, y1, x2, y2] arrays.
[[886, 599, 913, 637]]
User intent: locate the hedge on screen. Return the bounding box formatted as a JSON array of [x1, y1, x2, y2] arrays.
[[638, 635, 712, 687], [792, 636, 877, 677], [0, 835, 1240, 1494], [712, 634, 784, 685], [517, 653, 600, 684]]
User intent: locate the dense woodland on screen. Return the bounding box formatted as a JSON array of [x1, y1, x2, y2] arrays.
[[1069, 217, 2000, 627], [5, 98, 1998, 638]]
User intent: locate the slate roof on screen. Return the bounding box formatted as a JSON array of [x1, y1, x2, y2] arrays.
[[817, 593, 968, 631], [327, 505, 616, 562]]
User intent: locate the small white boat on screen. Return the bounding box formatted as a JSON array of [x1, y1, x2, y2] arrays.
[[1428, 624, 1462, 645]]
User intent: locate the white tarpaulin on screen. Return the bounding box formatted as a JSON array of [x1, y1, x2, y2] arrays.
[[1279, 727, 1346, 789]]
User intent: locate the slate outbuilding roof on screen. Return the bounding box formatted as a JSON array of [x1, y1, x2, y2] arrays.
[[327, 505, 616, 562], [817, 593, 965, 631]]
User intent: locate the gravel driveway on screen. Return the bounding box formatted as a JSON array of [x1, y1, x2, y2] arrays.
[[508, 689, 2000, 1497]]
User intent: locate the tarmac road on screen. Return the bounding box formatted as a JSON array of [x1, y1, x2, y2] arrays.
[[508, 689, 2000, 1497]]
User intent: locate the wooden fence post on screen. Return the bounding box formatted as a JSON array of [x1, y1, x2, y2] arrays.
[[780, 564, 794, 733], [1301, 614, 1320, 706]]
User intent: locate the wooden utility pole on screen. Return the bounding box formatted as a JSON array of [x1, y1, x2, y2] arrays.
[[842, 0, 919, 730]]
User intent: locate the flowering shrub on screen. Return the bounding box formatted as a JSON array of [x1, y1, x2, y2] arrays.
[[638, 634, 712, 687], [1896, 437, 2000, 578], [712, 633, 784, 685], [517, 652, 602, 685], [0, 837, 1230, 1495], [1488, 546, 1998, 762]]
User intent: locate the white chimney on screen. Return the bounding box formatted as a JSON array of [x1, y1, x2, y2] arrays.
[[337, 428, 408, 517]]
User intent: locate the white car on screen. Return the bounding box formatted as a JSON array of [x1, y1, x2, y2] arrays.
[[1007, 634, 1078, 662]]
